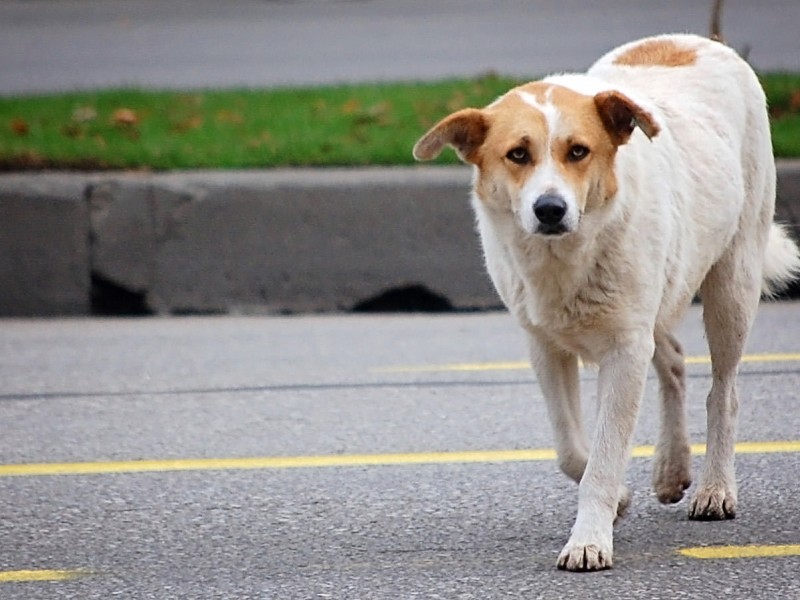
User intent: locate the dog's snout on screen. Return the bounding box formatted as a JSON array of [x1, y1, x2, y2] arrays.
[[533, 194, 568, 226]]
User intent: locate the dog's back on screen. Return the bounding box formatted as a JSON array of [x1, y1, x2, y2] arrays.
[[584, 34, 795, 322]]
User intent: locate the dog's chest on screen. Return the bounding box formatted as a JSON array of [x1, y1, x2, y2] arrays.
[[478, 207, 638, 358], [525, 279, 622, 360], [508, 241, 632, 360]]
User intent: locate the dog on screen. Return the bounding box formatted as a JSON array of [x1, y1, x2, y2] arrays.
[[413, 33, 800, 571]]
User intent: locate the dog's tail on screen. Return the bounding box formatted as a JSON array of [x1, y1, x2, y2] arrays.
[[762, 223, 800, 296]]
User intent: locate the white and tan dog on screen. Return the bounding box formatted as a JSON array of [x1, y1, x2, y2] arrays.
[[413, 33, 800, 571]]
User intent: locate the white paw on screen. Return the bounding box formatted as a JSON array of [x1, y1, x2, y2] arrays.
[[688, 484, 736, 520], [557, 541, 613, 572], [653, 445, 693, 504]]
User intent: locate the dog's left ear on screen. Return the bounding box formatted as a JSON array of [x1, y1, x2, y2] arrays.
[[594, 90, 660, 145]]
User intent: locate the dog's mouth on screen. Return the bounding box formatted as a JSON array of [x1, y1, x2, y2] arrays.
[[535, 223, 570, 236]]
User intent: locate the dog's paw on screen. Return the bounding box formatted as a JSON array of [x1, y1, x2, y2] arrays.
[[653, 447, 692, 504], [688, 485, 736, 520], [557, 541, 613, 572]]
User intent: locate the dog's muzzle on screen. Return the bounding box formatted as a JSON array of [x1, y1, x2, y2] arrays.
[[533, 193, 568, 235]]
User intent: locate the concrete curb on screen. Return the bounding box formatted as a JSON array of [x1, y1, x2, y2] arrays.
[[2, 162, 800, 316]]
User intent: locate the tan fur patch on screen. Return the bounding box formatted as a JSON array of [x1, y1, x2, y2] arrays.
[[472, 91, 549, 207], [473, 83, 621, 215], [613, 39, 697, 68]]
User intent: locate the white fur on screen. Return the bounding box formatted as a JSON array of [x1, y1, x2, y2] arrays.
[[461, 34, 799, 570], [515, 90, 582, 234]]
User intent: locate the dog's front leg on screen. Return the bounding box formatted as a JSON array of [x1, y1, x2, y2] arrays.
[[527, 333, 588, 484], [556, 335, 652, 572]]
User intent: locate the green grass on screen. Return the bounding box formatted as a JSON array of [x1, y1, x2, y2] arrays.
[[1, 73, 798, 171], [762, 73, 800, 158]]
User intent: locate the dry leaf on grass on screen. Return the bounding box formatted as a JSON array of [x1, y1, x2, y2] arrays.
[[72, 106, 97, 123], [790, 90, 800, 113], [112, 108, 139, 126], [340, 98, 361, 114], [10, 117, 29, 136]]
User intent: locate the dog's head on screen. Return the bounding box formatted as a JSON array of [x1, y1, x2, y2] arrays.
[[413, 80, 660, 237]]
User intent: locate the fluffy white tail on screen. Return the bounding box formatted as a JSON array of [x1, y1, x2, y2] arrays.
[[762, 223, 800, 296]]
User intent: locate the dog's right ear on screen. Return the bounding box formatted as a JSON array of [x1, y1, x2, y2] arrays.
[[412, 108, 488, 164], [594, 90, 660, 146]]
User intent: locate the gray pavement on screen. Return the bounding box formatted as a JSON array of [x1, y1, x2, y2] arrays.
[[1, 0, 799, 95], [1, 302, 799, 598]]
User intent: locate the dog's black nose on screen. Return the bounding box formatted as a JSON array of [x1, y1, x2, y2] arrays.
[[533, 193, 567, 226]]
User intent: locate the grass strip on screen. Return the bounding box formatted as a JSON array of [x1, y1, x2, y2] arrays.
[[1, 73, 798, 171]]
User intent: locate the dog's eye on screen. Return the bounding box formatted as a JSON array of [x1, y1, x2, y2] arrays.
[[567, 144, 590, 162], [506, 147, 530, 164]]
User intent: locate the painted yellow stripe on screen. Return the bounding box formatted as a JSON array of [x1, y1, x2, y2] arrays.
[[377, 352, 800, 373], [0, 449, 555, 478], [0, 569, 86, 583], [679, 544, 800, 559], [692, 352, 800, 365], [378, 360, 529, 373], [632, 440, 800, 458], [1, 440, 798, 479]]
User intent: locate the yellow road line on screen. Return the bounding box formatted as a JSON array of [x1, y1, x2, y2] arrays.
[[377, 352, 800, 373], [1, 440, 799, 479], [679, 544, 800, 559], [378, 360, 529, 373], [632, 440, 800, 458], [0, 569, 86, 583]]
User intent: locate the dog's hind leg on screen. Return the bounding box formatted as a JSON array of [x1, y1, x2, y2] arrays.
[[690, 246, 762, 520], [651, 329, 693, 504]]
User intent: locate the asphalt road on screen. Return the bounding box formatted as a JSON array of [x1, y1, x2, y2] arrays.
[[1, 301, 799, 598], [1, 0, 799, 94]]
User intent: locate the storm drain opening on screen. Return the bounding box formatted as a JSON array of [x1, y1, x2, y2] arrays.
[[90, 272, 153, 316], [352, 284, 454, 313]]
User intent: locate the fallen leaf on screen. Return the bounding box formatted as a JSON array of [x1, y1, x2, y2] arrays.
[[10, 117, 29, 136], [350, 101, 393, 127], [446, 91, 467, 112], [171, 115, 204, 133], [72, 106, 97, 123], [246, 131, 273, 149], [366, 101, 393, 125], [790, 90, 800, 113], [341, 98, 361, 114], [61, 123, 84, 139], [215, 109, 244, 125], [112, 108, 139, 126], [311, 99, 328, 115]]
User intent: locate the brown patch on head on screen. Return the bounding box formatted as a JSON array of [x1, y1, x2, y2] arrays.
[[474, 82, 627, 215], [613, 38, 697, 68], [468, 84, 553, 206], [477, 86, 549, 182]]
